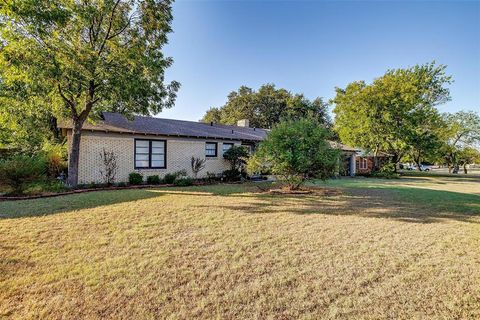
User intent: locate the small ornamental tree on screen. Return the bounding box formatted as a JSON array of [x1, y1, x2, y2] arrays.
[[99, 149, 118, 185], [248, 118, 339, 190], [223, 145, 249, 171], [190, 156, 206, 179]]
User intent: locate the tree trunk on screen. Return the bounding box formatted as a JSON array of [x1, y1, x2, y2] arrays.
[[463, 163, 468, 174], [373, 147, 379, 172], [67, 119, 84, 187]]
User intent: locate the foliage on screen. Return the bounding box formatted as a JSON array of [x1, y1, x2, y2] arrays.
[[456, 147, 480, 174], [441, 111, 480, 171], [164, 170, 187, 184], [99, 149, 118, 185], [223, 145, 249, 171], [202, 84, 331, 129], [41, 141, 68, 178], [248, 118, 340, 190], [0, 155, 46, 195], [146, 175, 162, 185], [222, 169, 243, 182], [128, 172, 143, 185], [173, 177, 194, 186], [332, 62, 452, 168], [0, 0, 179, 186], [190, 157, 206, 179], [371, 163, 400, 179]]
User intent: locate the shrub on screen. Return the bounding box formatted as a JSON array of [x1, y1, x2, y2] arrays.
[[371, 162, 400, 179], [164, 170, 187, 184], [247, 118, 339, 190], [41, 142, 67, 178], [173, 177, 193, 186], [205, 171, 218, 184], [99, 149, 118, 185], [116, 182, 127, 187], [128, 172, 143, 185], [191, 157, 206, 179], [223, 146, 249, 171], [222, 169, 242, 182], [146, 175, 161, 184], [0, 155, 46, 195]]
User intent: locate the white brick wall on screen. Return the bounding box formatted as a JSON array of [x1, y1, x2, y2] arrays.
[[67, 130, 242, 184]]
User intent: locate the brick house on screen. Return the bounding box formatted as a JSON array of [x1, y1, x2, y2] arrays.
[[59, 112, 384, 184]]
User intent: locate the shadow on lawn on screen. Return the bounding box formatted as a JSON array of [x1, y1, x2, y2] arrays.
[[195, 186, 480, 224], [0, 189, 163, 219]]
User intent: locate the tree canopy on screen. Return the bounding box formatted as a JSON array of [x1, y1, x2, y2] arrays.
[[202, 84, 331, 129], [248, 118, 339, 190], [332, 62, 452, 169], [0, 0, 179, 185]]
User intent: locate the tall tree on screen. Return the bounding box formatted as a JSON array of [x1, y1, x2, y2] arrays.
[[0, 0, 179, 186], [441, 110, 480, 172], [201, 84, 331, 129], [332, 62, 452, 170]]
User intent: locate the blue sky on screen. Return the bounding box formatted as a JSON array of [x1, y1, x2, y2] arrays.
[[161, 0, 480, 121]]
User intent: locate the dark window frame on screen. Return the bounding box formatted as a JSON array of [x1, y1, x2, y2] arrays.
[[222, 142, 234, 155], [134, 138, 167, 169], [205, 141, 218, 157]]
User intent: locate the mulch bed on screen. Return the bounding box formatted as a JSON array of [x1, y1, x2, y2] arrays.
[[0, 184, 175, 202], [262, 187, 342, 197]]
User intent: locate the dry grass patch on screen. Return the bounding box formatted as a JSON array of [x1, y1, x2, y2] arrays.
[[0, 177, 479, 319]]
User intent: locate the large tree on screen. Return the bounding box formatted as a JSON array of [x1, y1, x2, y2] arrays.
[[0, 0, 179, 186], [441, 110, 480, 172], [332, 62, 452, 170], [202, 84, 331, 129]]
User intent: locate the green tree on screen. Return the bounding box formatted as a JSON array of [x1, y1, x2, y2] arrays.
[[0, 0, 179, 186], [248, 118, 339, 190], [332, 62, 452, 170], [441, 111, 480, 172], [201, 84, 331, 129], [457, 147, 480, 174], [223, 145, 249, 171]]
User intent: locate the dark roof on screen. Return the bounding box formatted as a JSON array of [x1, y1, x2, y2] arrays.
[[59, 112, 360, 151], [59, 112, 268, 142]]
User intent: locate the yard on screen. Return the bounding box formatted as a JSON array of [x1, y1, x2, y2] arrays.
[[0, 175, 479, 319]]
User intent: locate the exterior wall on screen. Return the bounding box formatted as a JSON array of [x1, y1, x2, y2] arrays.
[[355, 156, 390, 174], [67, 130, 242, 184]]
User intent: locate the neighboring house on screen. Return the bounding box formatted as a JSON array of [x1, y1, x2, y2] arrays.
[[59, 112, 384, 184], [352, 150, 392, 175]]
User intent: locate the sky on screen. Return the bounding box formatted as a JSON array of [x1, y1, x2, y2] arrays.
[[160, 0, 480, 121]]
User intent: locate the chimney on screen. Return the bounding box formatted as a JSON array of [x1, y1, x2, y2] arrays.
[[237, 119, 250, 127]]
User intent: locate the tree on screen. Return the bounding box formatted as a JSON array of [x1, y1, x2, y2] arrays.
[[441, 111, 480, 172], [223, 145, 249, 171], [457, 147, 480, 174], [99, 149, 118, 185], [332, 62, 452, 170], [190, 156, 206, 179], [248, 118, 339, 190], [201, 84, 331, 129], [0, 0, 179, 186]]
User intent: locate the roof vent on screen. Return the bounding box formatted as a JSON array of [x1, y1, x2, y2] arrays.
[[237, 119, 249, 127]]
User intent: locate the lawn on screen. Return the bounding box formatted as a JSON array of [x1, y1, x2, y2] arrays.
[[0, 175, 479, 319]]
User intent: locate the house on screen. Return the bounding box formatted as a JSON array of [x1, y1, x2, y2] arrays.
[[59, 112, 383, 184]]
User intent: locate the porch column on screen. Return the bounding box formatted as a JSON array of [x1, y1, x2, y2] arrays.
[[350, 154, 356, 177]]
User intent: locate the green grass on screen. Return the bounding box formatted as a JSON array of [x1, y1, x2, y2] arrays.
[[0, 176, 479, 319]]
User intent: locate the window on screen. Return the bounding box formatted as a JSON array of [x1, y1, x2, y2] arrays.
[[135, 139, 166, 169], [205, 142, 218, 157], [222, 143, 234, 155], [359, 158, 368, 170]]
